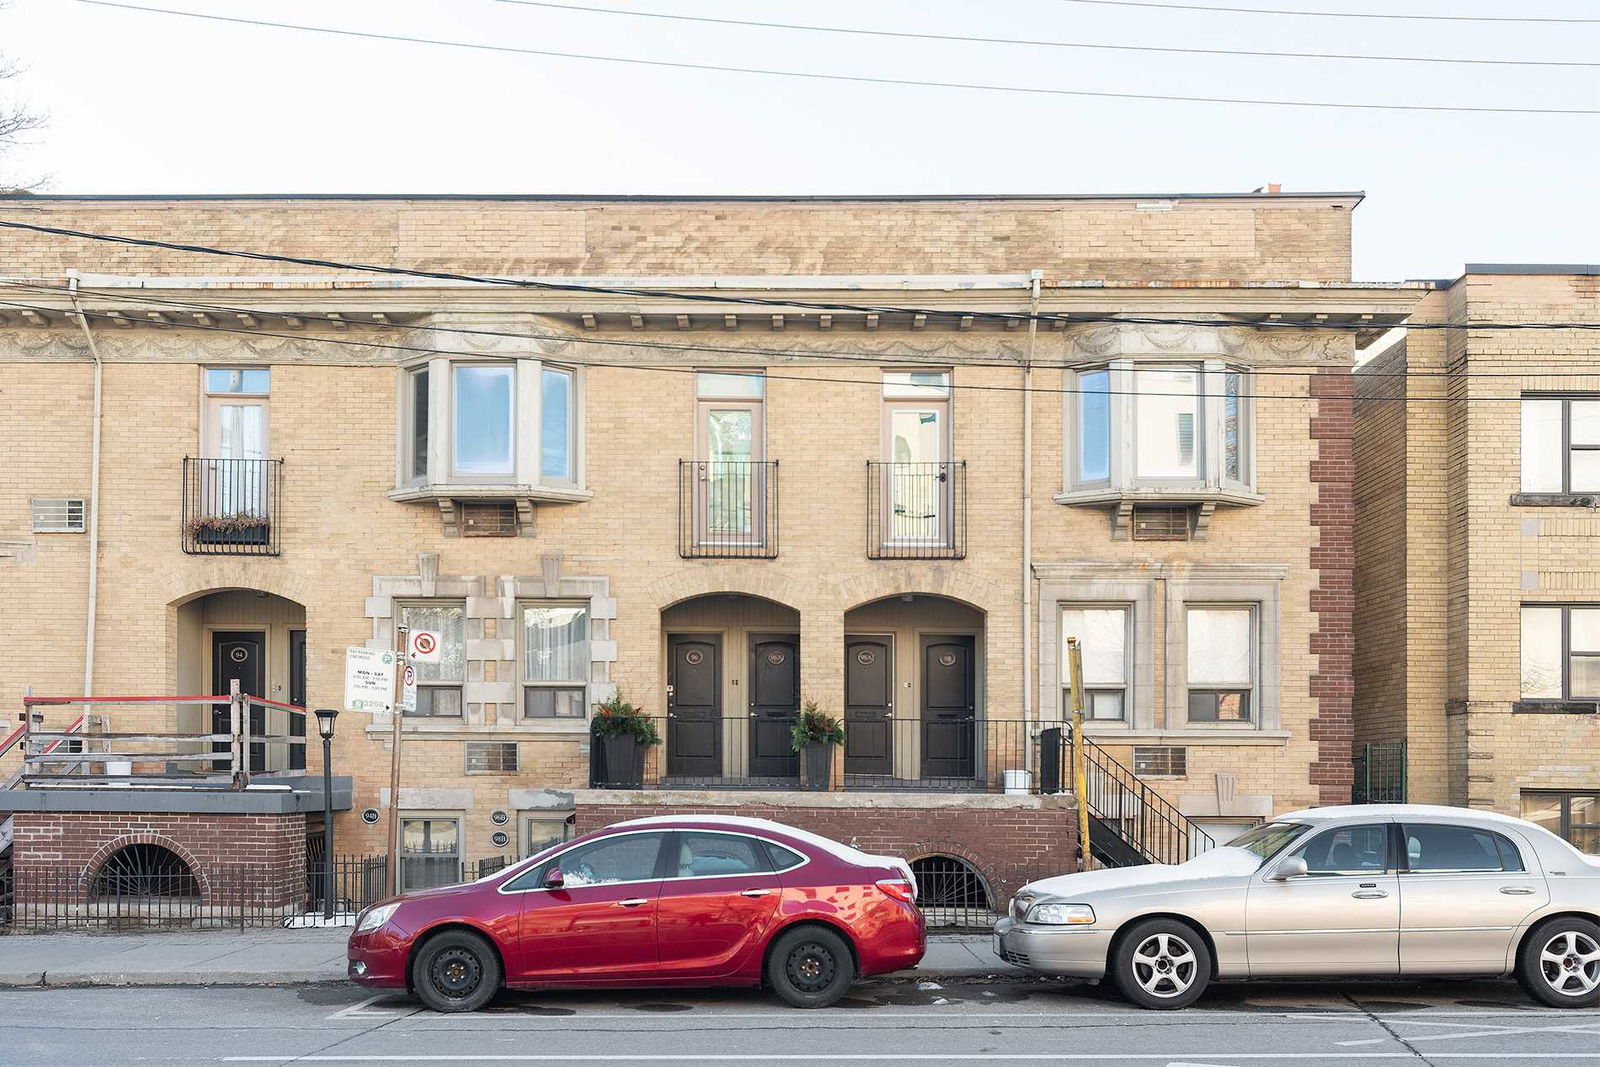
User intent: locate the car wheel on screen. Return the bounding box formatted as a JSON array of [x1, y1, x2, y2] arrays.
[[767, 925, 856, 1008], [1517, 918, 1600, 1009], [411, 929, 502, 1013], [1111, 919, 1211, 1010]]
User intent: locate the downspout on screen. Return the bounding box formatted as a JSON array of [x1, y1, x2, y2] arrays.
[[67, 273, 104, 697], [1022, 270, 1041, 779]]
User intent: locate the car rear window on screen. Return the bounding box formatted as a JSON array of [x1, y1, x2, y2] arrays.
[[1403, 824, 1525, 873], [764, 842, 806, 871]]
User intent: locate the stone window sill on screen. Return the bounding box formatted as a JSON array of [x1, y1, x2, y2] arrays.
[[1083, 729, 1290, 746], [1512, 701, 1600, 715], [1510, 493, 1600, 508], [388, 483, 594, 506], [1055, 486, 1265, 509]]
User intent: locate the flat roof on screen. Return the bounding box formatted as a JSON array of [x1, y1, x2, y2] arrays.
[[0, 191, 1365, 205], [1463, 263, 1600, 276]]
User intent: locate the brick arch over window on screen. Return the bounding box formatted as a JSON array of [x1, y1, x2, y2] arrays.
[[837, 569, 1005, 617], [905, 845, 998, 912], [79, 833, 211, 896]]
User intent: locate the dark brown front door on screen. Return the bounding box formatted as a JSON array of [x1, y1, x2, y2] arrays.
[[212, 631, 265, 772], [748, 634, 800, 779], [845, 637, 893, 778], [667, 635, 721, 779], [921, 635, 976, 781]]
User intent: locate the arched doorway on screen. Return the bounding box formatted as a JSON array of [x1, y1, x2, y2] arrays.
[[660, 593, 800, 786], [842, 594, 985, 789]]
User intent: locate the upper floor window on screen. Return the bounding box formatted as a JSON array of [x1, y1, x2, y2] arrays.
[[204, 367, 270, 460], [1520, 604, 1600, 702], [521, 603, 590, 720], [1067, 362, 1253, 495], [400, 358, 578, 489], [1522, 396, 1600, 494], [1060, 605, 1130, 721], [1186, 605, 1256, 725]]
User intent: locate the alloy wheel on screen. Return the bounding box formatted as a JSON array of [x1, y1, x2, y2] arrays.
[[1539, 930, 1600, 996], [1130, 932, 1199, 999]]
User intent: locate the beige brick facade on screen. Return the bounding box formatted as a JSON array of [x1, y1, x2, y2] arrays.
[[0, 192, 1412, 884], [1355, 268, 1600, 838]]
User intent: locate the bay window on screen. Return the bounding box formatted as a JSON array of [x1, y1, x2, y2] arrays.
[[1060, 605, 1131, 721], [1521, 396, 1600, 495], [521, 603, 590, 719], [395, 358, 582, 494], [1065, 361, 1255, 499], [1520, 605, 1600, 703], [1186, 605, 1256, 725]]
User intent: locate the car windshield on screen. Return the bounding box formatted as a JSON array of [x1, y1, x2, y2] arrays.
[[1223, 822, 1310, 864]]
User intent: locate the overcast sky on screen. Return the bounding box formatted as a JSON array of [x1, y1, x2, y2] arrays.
[[3, 0, 1597, 280]]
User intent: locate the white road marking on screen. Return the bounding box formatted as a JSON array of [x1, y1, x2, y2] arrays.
[[217, 1055, 1600, 1062], [325, 994, 417, 1021]]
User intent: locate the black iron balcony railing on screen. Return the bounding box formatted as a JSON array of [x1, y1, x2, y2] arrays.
[[590, 715, 1036, 793], [678, 459, 779, 559], [866, 461, 966, 560], [182, 457, 283, 556]]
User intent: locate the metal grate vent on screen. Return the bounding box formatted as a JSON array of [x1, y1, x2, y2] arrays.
[[1131, 505, 1192, 542], [1133, 746, 1187, 777], [465, 741, 519, 774], [458, 500, 518, 537], [31, 497, 87, 533]]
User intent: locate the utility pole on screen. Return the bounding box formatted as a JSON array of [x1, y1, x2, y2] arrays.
[[1066, 637, 1091, 873], [385, 625, 409, 898]]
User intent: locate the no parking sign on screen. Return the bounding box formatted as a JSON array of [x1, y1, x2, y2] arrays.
[[410, 630, 442, 664]]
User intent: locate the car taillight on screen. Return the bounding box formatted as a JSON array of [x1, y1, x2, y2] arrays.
[[876, 878, 916, 904]]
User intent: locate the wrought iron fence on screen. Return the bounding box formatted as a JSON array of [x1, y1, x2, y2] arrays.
[[3, 864, 305, 932], [1352, 741, 1407, 804], [866, 461, 967, 560], [591, 716, 1040, 793], [181, 456, 283, 556], [678, 460, 779, 559]]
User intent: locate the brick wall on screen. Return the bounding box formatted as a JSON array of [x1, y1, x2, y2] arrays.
[[1309, 368, 1357, 805], [574, 801, 1078, 904]]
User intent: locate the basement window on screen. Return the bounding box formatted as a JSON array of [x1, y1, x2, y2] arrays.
[[1130, 505, 1192, 541], [466, 741, 519, 774], [1134, 746, 1187, 777], [31, 497, 86, 533], [459, 500, 518, 537]]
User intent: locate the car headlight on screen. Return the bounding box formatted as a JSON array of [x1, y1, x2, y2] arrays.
[[355, 902, 400, 933], [1026, 902, 1095, 926]]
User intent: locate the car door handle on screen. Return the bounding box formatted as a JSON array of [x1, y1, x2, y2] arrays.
[[1351, 890, 1389, 899], [616, 898, 649, 907], [740, 888, 772, 898], [1500, 886, 1538, 895]]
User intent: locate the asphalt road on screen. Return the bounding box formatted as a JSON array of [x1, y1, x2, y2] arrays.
[[4, 978, 1600, 1066]]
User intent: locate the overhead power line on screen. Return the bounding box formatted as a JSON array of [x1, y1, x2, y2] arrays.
[[71, 1, 1600, 116], [0, 296, 1556, 403], [1049, 0, 1600, 24], [493, 0, 1600, 69], [9, 280, 1600, 383], [4, 217, 1600, 335]]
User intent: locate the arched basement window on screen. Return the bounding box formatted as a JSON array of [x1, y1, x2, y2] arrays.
[[910, 855, 993, 912], [90, 844, 199, 899]]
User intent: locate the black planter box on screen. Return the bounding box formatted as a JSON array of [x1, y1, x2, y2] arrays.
[[800, 742, 834, 791], [600, 734, 648, 788]]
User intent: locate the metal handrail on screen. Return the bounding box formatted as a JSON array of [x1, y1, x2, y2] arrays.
[[1078, 733, 1214, 865]]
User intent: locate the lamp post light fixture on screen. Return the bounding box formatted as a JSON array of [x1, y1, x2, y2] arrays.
[[314, 708, 339, 921]]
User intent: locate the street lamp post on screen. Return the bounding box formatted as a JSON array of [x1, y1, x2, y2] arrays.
[[314, 708, 340, 921]]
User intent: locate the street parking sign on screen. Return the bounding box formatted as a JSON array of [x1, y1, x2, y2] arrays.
[[400, 664, 418, 714], [410, 630, 442, 664]]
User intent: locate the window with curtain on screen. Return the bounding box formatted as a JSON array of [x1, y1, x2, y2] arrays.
[[1060, 605, 1130, 721], [1187, 605, 1256, 724], [400, 602, 465, 717], [522, 603, 590, 719], [1520, 605, 1600, 701]]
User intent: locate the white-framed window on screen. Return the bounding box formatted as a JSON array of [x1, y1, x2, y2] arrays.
[[521, 811, 576, 859], [400, 815, 462, 890], [1521, 396, 1600, 494], [694, 371, 767, 546], [1060, 605, 1131, 721], [881, 369, 953, 545], [520, 602, 590, 719], [399, 358, 579, 488], [1520, 604, 1600, 701], [400, 602, 465, 717], [1066, 362, 1254, 494], [1185, 605, 1256, 725]]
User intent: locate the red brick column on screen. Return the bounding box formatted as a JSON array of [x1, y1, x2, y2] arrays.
[[1309, 369, 1357, 805]]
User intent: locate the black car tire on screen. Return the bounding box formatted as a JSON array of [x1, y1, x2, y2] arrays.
[[411, 929, 502, 1013], [1110, 918, 1212, 1010], [767, 925, 856, 1008], [1516, 917, 1600, 1009]]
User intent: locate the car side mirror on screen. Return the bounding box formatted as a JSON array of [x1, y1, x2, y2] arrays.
[[544, 867, 565, 889], [1271, 856, 1309, 881]]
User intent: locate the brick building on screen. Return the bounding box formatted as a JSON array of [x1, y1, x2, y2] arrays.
[[1354, 265, 1600, 852], [0, 192, 1418, 911]]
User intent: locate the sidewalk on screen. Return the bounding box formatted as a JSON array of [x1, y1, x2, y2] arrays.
[[0, 930, 1020, 989]]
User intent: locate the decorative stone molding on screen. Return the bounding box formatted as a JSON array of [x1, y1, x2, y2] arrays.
[[1063, 322, 1354, 366]]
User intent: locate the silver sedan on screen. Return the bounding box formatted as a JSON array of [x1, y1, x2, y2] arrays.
[[993, 804, 1600, 1010]]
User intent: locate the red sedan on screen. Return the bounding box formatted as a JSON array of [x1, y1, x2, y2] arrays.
[[347, 814, 926, 1011]]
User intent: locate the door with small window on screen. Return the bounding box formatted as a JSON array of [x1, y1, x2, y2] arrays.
[[1397, 822, 1548, 973], [881, 371, 952, 547], [694, 373, 766, 549]]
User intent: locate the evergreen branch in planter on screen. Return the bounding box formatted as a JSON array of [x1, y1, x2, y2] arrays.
[[790, 700, 845, 751], [590, 692, 662, 746], [185, 513, 270, 537]]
